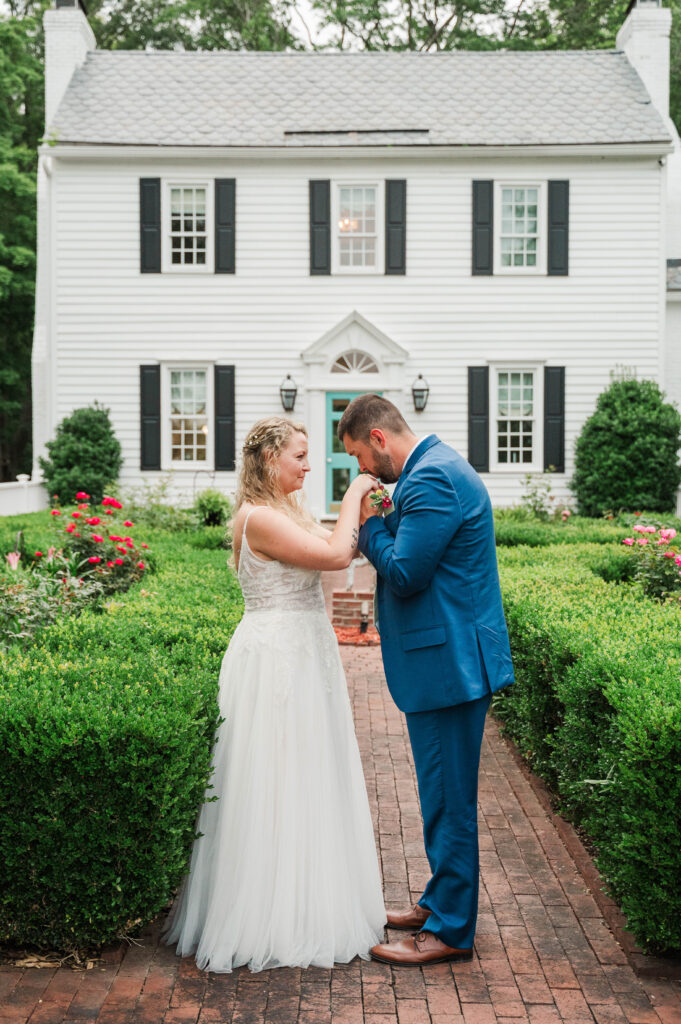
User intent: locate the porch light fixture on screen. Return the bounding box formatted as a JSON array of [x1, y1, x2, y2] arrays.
[[279, 375, 298, 412], [411, 374, 429, 412]]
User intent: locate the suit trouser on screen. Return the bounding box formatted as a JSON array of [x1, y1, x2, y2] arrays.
[[404, 692, 491, 949]]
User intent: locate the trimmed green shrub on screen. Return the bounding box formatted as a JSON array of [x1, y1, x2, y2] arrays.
[[571, 379, 681, 516], [0, 533, 242, 954], [194, 488, 233, 528], [39, 404, 123, 506], [496, 543, 681, 953], [494, 510, 624, 547]]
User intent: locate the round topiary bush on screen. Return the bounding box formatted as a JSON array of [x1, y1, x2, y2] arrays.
[[571, 378, 681, 516], [39, 403, 122, 505]]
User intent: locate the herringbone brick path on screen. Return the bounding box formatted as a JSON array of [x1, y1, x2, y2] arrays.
[[2, 646, 679, 1024]]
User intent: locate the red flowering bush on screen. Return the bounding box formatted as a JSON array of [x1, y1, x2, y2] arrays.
[[621, 522, 681, 601], [54, 492, 155, 595]]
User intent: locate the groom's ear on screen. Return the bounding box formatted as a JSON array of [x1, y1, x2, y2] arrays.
[[369, 428, 387, 449]]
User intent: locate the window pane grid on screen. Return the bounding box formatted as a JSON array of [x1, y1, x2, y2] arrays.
[[496, 370, 534, 464], [170, 186, 207, 266], [337, 186, 377, 267], [170, 370, 208, 462], [500, 187, 538, 268]]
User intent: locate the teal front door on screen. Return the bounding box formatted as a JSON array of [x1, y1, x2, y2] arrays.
[[326, 392, 363, 514]]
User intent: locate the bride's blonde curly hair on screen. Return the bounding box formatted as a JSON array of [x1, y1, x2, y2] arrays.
[[233, 416, 317, 533]]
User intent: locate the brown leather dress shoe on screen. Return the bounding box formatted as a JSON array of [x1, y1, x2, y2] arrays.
[[386, 903, 431, 930], [370, 930, 473, 967]]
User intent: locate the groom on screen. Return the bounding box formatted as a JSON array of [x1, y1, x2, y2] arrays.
[[339, 393, 514, 966]]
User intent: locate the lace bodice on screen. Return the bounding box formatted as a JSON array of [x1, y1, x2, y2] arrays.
[[236, 507, 325, 613]]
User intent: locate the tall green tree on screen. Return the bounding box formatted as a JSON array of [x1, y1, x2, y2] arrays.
[[0, 11, 44, 481]]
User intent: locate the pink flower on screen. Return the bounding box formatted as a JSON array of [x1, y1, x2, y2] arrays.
[[660, 528, 677, 541], [86, 516, 101, 525], [634, 511, 642, 516], [77, 503, 89, 511], [114, 557, 124, 566], [141, 543, 149, 549], [102, 496, 123, 509], [104, 509, 114, 515], [644, 526, 656, 534], [664, 551, 675, 559], [71, 511, 81, 519], [51, 509, 61, 516], [76, 491, 90, 500], [116, 545, 127, 554], [675, 555, 681, 566], [622, 538, 634, 546], [123, 520, 134, 527], [561, 509, 571, 518], [656, 538, 668, 546], [107, 561, 114, 568], [109, 535, 122, 542], [5, 552, 20, 570], [637, 539, 648, 546], [633, 525, 645, 533], [34, 551, 43, 558], [88, 556, 101, 564], [73, 532, 80, 537], [46, 547, 57, 562], [92, 534, 104, 543], [137, 561, 145, 569], [65, 524, 75, 533]]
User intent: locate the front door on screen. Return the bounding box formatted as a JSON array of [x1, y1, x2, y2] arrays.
[[326, 392, 363, 514]]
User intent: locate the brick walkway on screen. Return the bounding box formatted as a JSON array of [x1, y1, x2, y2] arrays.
[[2, 645, 680, 1023]]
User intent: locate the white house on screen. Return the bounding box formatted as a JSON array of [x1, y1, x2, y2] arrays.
[[25, 0, 680, 519]]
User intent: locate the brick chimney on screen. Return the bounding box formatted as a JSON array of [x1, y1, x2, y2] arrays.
[[43, 0, 96, 131], [616, 0, 672, 120]]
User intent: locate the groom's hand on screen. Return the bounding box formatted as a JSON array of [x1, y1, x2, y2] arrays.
[[359, 492, 379, 526]]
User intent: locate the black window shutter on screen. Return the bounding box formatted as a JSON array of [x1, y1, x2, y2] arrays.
[[385, 179, 406, 275], [140, 179, 161, 273], [140, 365, 161, 469], [472, 181, 493, 276], [468, 366, 489, 472], [544, 366, 565, 472], [215, 179, 236, 274], [547, 180, 569, 276], [215, 365, 236, 471], [309, 180, 331, 275]]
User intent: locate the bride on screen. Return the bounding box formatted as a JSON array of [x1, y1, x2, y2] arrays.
[[161, 416, 387, 972]]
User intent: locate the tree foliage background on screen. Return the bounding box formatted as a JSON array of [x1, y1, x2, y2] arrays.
[[0, 0, 679, 479]]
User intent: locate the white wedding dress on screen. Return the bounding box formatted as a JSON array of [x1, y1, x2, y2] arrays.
[[161, 507, 387, 972]]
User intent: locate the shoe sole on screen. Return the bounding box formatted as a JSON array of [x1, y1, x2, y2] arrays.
[[386, 920, 431, 931], [370, 950, 473, 966]]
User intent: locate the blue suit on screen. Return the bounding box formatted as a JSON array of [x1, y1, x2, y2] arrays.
[[358, 435, 514, 948]]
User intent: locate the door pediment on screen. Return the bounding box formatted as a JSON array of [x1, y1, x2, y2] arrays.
[[301, 310, 409, 370]]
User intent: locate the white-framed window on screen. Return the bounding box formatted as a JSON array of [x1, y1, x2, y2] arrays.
[[162, 181, 214, 273], [491, 365, 543, 470], [162, 364, 213, 469], [494, 182, 546, 275], [332, 181, 384, 274]]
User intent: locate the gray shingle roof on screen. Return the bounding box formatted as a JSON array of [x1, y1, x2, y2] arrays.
[[50, 49, 671, 148]]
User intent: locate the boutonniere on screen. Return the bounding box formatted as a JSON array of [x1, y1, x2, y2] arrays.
[[370, 486, 394, 517]]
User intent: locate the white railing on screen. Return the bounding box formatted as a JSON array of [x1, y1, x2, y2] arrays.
[[0, 475, 49, 516]]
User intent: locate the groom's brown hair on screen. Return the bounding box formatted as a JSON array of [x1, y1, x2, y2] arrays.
[[337, 393, 411, 443]]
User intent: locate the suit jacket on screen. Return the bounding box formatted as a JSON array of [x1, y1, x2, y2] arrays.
[[358, 435, 514, 713]]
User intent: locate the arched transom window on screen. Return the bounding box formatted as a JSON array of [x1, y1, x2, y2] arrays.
[[331, 350, 379, 374]]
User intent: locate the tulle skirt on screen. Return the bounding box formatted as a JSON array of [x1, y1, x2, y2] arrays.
[[161, 607, 387, 972]]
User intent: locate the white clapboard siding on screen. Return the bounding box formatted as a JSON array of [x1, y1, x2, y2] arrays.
[[39, 152, 664, 510]]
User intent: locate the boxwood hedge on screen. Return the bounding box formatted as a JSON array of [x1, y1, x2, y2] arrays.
[[0, 532, 242, 953], [496, 543, 681, 954]]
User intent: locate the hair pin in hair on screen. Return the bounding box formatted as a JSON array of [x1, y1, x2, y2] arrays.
[[243, 431, 265, 451]]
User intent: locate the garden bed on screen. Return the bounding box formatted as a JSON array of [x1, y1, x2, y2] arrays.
[[495, 541, 681, 955], [0, 527, 241, 954]]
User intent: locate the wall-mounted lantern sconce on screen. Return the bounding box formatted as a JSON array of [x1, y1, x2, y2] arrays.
[[411, 374, 429, 412], [279, 375, 298, 412]]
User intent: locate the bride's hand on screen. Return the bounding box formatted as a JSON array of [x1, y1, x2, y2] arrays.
[[346, 473, 378, 500]]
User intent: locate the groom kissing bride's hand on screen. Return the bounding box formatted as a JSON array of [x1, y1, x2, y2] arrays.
[[339, 393, 515, 967]]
